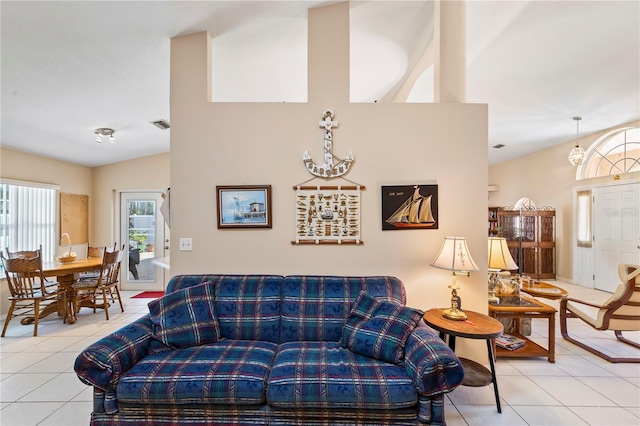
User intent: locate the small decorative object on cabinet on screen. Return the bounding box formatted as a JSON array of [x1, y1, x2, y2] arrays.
[[498, 206, 556, 280], [488, 207, 501, 236]]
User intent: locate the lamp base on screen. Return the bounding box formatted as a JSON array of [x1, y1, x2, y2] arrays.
[[488, 271, 501, 304], [443, 277, 467, 320], [442, 307, 467, 321]]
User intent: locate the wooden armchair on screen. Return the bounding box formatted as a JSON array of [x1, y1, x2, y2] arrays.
[[560, 264, 640, 363], [1, 252, 67, 337]]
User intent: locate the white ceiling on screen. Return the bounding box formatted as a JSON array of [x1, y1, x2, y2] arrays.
[[2, 1, 638, 168]]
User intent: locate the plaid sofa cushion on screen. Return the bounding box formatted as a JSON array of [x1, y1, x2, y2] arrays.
[[267, 341, 417, 409], [341, 292, 424, 365], [148, 282, 222, 353], [280, 276, 406, 342], [165, 275, 283, 343], [215, 275, 282, 343], [117, 340, 278, 405]]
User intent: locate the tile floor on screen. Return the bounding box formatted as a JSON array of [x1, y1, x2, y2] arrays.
[[0, 282, 639, 425]]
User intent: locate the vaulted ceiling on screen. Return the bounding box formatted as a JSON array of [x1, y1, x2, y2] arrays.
[[2, 1, 638, 167]]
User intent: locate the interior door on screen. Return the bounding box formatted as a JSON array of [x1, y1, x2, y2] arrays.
[[593, 182, 639, 292], [120, 191, 167, 291]]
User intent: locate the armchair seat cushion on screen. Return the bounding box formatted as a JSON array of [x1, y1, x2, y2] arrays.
[[267, 341, 417, 410], [117, 340, 278, 405], [564, 300, 600, 327]]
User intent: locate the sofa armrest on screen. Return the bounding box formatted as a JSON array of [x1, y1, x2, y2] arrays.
[[74, 315, 154, 393], [403, 323, 464, 396]]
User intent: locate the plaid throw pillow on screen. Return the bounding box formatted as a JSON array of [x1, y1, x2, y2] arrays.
[[148, 282, 222, 353], [341, 292, 424, 365]]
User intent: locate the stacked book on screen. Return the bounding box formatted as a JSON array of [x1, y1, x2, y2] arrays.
[[495, 334, 526, 351]]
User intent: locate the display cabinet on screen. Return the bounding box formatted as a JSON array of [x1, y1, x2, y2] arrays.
[[497, 207, 556, 280]]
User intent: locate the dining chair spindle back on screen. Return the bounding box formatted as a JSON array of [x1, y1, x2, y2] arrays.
[[72, 244, 125, 320]]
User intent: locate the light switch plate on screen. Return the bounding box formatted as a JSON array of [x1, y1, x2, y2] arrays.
[[179, 238, 193, 251]]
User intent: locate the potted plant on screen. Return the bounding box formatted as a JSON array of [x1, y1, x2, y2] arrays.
[[130, 231, 148, 251]]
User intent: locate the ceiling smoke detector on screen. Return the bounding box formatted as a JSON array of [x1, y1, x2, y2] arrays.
[[151, 120, 170, 130], [94, 128, 115, 143]]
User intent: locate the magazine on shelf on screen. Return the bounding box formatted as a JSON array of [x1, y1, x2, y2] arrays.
[[495, 333, 526, 350]]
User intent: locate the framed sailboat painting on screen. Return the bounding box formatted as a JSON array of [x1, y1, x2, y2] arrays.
[[381, 184, 438, 230]]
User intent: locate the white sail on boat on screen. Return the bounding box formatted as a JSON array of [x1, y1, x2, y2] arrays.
[[386, 186, 435, 228]]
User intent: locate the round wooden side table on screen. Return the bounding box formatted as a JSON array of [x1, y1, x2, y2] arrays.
[[423, 308, 504, 413]]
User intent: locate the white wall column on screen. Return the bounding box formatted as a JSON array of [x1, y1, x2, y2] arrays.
[[435, 0, 466, 103]]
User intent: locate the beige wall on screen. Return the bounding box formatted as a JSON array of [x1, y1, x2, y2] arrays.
[[91, 152, 170, 247], [488, 119, 640, 282], [170, 4, 488, 361], [1, 147, 92, 195]]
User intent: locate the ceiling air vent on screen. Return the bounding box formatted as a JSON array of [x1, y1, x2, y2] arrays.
[[493, 144, 506, 149], [151, 120, 170, 130]]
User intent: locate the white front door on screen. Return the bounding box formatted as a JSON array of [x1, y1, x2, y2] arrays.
[[120, 191, 168, 291], [593, 182, 640, 292]]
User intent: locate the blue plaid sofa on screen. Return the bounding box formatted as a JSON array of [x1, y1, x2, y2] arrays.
[[74, 275, 463, 425]]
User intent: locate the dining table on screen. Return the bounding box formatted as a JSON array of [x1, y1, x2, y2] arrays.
[[36, 257, 103, 324]]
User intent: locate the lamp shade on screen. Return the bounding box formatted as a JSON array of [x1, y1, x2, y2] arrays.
[[487, 237, 518, 271], [431, 236, 479, 273]]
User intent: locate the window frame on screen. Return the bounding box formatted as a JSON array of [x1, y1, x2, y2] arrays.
[[578, 127, 640, 180]]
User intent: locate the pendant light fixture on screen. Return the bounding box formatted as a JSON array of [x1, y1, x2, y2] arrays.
[[567, 116, 585, 166]]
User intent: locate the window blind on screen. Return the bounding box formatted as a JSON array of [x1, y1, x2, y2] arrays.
[[0, 180, 58, 262]]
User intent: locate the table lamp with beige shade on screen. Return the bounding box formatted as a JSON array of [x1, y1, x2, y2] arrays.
[[430, 236, 479, 321], [487, 237, 519, 303]]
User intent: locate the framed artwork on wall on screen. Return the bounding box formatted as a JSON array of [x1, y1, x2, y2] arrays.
[[381, 184, 438, 230], [292, 185, 364, 245], [216, 185, 272, 229]]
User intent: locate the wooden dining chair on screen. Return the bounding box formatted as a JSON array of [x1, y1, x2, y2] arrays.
[[560, 264, 640, 363], [1, 251, 67, 337], [77, 246, 106, 281], [72, 244, 125, 320]]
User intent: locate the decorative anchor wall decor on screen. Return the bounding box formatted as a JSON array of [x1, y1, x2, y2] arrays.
[[303, 109, 354, 179], [294, 109, 363, 245]]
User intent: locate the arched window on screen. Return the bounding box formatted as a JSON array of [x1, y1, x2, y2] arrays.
[[578, 127, 640, 179]]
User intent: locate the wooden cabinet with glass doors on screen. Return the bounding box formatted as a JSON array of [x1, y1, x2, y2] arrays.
[[497, 207, 556, 280]]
